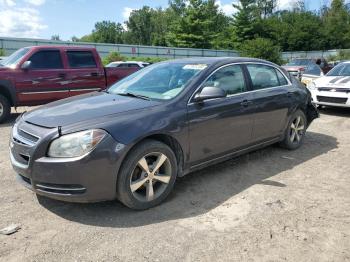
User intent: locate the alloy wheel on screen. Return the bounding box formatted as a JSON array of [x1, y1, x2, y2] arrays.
[[130, 152, 172, 202], [290, 116, 305, 143], [0, 103, 3, 117]]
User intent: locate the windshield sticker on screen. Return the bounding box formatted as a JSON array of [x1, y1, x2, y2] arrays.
[[183, 64, 207, 70]]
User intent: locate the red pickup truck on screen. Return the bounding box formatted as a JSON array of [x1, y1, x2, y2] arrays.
[[0, 46, 140, 123]]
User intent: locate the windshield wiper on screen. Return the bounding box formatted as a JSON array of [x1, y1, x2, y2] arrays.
[[116, 92, 151, 101]]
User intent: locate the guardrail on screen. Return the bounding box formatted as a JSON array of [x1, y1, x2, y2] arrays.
[[0, 36, 240, 58]]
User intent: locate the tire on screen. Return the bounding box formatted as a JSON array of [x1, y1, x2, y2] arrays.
[[116, 139, 178, 210], [280, 109, 307, 150], [0, 94, 11, 124]]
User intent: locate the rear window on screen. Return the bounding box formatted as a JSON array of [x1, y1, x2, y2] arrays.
[[67, 51, 97, 68]]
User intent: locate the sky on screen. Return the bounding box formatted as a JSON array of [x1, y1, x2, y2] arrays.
[[0, 0, 329, 41]]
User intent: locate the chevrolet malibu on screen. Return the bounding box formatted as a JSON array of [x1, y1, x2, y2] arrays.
[[10, 58, 318, 210]]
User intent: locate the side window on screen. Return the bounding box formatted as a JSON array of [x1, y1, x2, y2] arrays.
[[304, 64, 322, 76], [118, 64, 129, 68], [203, 65, 246, 95], [67, 51, 97, 68], [29, 50, 63, 69], [276, 70, 288, 86], [128, 63, 140, 68], [247, 64, 280, 90]]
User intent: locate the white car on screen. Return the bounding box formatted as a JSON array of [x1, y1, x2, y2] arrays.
[[307, 61, 350, 108], [106, 61, 150, 68]]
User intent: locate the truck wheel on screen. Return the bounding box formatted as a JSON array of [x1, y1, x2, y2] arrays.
[[0, 94, 11, 124]]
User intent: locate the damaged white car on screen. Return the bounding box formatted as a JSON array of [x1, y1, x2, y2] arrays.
[[307, 61, 350, 108]]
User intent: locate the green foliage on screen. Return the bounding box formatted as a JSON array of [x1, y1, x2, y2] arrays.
[[166, 0, 230, 49], [322, 0, 350, 49], [328, 50, 350, 61], [76, 0, 350, 60], [102, 52, 125, 65], [239, 38, 283, 64], [79, 21, 124, 44], [0, 49, 5, 56], [101, 51, 168, 66]]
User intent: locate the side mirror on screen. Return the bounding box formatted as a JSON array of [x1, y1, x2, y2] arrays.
[[193, 86, 226, 102], [21, 61, 32, 70]]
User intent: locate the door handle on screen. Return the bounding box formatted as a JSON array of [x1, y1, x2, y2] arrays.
[[240, 100, 252, 107], [90, 72, 99, 77], [287, 91, 293, 97], [58, 73, 66, 78]]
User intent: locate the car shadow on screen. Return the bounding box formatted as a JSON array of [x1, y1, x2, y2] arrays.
[[38, 131, 338, 228], [318, 106, 350, 117]]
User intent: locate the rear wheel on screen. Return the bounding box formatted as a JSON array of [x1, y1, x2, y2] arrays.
[[117, 140, 177, 210], [0, 94, 11, 124], [280, 110, 307, 150]]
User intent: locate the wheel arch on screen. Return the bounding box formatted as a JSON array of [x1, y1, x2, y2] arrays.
[[122, 133, 185, 177]]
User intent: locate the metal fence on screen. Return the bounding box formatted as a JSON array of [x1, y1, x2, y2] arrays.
[[281, 50, 348, 60], [0, 36, 240, 58], [1, 36, 348, 61]]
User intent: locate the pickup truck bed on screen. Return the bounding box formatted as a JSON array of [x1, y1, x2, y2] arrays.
[[0, 46, 140, 123]]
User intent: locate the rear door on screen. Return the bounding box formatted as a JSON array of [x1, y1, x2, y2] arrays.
[[187, 64, 255, 166], [65, 50, 105, 96], [245, 64, 293, 142], [15, 49, 70, 105]]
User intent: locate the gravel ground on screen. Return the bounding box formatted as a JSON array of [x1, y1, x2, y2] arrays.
[[0, 107, 349, 262]]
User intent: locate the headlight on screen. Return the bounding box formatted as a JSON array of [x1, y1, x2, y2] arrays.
[[307, 81, 316, 90], [48, 129, 107, 158]]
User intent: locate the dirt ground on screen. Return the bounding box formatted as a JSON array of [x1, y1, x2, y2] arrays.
[[0, 106, 349, 262]]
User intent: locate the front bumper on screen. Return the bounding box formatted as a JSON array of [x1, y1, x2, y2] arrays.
[[10, 121, 128, 203], [309, 89, 350, 108]]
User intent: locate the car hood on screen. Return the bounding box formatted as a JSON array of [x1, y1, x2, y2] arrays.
[[23, 92, 162, 128], [314, 76, 350, 87]]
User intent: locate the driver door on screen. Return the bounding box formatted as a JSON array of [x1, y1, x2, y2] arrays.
[[187, 64, 255, 167]]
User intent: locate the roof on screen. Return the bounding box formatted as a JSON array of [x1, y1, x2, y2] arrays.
[[165, 57, 278, 67], [26, 45, 96, 50]]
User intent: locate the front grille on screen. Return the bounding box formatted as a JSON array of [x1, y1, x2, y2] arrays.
[[318, 87, 350, 93], [317, 96, 348, 104], [12, 124, 41, 147], [35, 182, 86, 195], [18, 129, 40, 143]]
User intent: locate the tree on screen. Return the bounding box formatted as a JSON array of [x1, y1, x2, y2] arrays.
[[322, 0, 350, 49], [125, 6, 154, 45], [256, 0, 277, 18], [71, 36, 79, 42], [78, 21, 124, 44], [239, 37, 282, 64], [232, 0, 259, 45], [92, 21, 124, 44], [51, 35, 61, 41], [166, 0, 228, 49]]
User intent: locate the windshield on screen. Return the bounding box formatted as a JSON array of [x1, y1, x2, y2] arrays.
[[327, 63, 350, 76], [0, 48, 30, 68], [286, 59, 312, 66], [108, 62, 208, 100]]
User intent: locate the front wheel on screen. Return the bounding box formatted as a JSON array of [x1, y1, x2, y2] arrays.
[[280, 110, 307, 150], [0, 94, 11, 124], [116, 140, 177, 210]]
